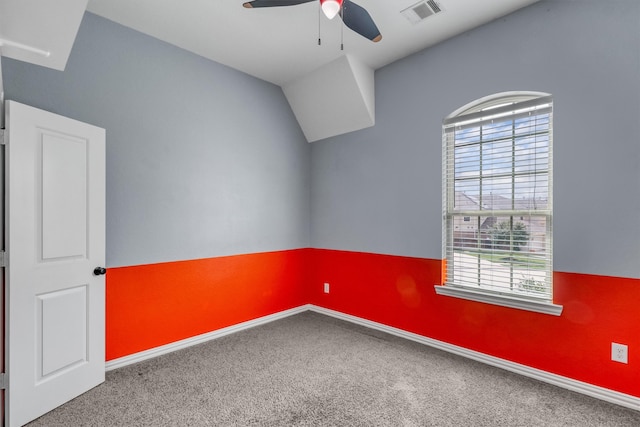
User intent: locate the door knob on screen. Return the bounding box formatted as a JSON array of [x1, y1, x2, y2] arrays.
[[93, 267, 107, 276]]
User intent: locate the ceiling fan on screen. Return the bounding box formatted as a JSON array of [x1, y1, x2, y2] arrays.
[[242, 0, 382, 43]]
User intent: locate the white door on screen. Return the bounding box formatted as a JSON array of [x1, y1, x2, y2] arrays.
[[4, 101, 106, 427]]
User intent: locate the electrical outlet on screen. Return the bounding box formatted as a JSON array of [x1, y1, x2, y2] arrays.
[[323, 282, 330, 294], [612, 342, 628, 364]]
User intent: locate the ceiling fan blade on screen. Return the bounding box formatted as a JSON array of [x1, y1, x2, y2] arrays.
[[243, 0, 315, 8], [341, 0, 382, 42]]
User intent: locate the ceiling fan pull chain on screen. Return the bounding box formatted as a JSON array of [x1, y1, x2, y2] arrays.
[[340, 5, 344, 50], [318, 3, 322, 46]]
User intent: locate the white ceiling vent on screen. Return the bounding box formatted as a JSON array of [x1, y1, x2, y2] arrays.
[[401, 0, 443, 25]]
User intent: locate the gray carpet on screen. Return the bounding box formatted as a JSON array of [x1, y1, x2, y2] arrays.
[[27, 312, 640, 426]]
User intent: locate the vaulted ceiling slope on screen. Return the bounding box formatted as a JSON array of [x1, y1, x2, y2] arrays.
[[1, 0, 540, 141], [0, 0, 88, 70]]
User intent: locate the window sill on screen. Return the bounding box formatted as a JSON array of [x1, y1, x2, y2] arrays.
[[434, 285, 563, 316]]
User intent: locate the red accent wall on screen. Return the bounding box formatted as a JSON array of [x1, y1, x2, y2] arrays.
[[106, 247, 640, 398], [106, 249, 309, 360], [308, 249, 640, 398]]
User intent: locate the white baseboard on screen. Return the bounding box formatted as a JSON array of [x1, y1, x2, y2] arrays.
[[105, 305, 311, 371], [106, 303, 640, 412], [308, 305, 640, 412]]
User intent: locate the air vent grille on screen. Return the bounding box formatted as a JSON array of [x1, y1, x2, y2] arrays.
[[401, 0, 443, 25], [427, 0, 442, 14], [413, 3, 433, 20]]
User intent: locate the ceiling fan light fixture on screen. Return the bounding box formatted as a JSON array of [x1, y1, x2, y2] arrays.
[[320, 0, 343, 20]]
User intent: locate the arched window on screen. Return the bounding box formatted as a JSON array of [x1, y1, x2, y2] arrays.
[[436, 92, 561, 315]]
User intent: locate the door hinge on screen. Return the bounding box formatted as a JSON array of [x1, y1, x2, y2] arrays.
[[0, 250, 6, 268], [0, 373, 6, 390], [0, 128, 4, 145]]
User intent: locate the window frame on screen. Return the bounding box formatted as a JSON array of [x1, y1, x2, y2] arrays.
[[435, 92, 562, 316]]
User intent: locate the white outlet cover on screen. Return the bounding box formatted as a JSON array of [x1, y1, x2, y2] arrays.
[[323, 283, 330, 293], [612, 342, 628, 364]]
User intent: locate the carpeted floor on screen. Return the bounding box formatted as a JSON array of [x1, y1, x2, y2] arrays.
[[27, 311, 640, 426]]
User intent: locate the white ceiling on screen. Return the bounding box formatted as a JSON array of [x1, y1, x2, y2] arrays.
[[86, 0, 539, 86]]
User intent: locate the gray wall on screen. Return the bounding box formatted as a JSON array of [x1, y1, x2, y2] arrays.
[[2, 13, 311, 268], [4, 1, 639, 278], [311, 0, 640, 278]]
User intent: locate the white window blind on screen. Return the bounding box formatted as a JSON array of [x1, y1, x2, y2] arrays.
[[442, 94, 553, 302]]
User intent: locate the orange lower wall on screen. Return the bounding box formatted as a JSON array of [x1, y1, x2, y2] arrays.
[[105, 249, 309, 360], [106, 247, 640, 398], [308, 249, 640, 398]]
